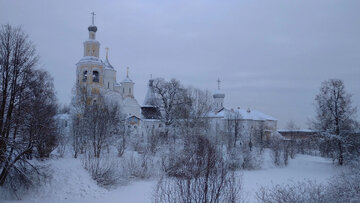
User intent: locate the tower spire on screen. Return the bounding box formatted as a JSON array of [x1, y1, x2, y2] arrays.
[[126, 67, 129, 78], [217, 78, 221, 90], [91, 12, 96, 25], [105, 47, 109, 60]]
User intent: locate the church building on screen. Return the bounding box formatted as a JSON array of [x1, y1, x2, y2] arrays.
[[74, 15, 278, 140], [75, 14, 141, 121]]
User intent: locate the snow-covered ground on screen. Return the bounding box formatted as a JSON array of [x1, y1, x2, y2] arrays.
[[4, 154, 340, 203], [241, 154, 340, 201]]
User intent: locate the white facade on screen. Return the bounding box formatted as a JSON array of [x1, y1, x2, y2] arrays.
[[207, 100, 278, 139]]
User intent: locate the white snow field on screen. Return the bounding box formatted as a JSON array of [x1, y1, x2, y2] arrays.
[[4, 154, 339, 203]]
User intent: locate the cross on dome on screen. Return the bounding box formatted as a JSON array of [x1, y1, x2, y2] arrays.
[[91, 12, 96, 25]]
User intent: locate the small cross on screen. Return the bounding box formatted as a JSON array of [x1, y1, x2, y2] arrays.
[[126, 67, 129, 77], [217, 78, 221, 90], [91, 12, 96, 25]]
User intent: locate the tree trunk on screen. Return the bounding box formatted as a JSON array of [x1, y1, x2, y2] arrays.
[[338, 140, 343, 165], [0, 167, 9, 186]]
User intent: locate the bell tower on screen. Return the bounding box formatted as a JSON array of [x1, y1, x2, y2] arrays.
[[120, 67, 135, 98], [76, 12, 104, 102], [84, 12, 100, 57]]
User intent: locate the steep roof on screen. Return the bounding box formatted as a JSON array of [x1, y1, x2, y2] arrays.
[[76, 56, 104, 66], [104, 58, 115, 70], [121, 77, 134, 83], [142, 79, 159, 107]]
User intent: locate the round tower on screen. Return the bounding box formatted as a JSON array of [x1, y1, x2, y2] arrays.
[[120, 67, 135, 98]]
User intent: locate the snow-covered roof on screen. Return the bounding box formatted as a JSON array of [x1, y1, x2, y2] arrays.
[[104, 58, 115, 70], [236, 109, 277, 121], [121, 77, 134, 83], [142, 104, 156, 108], [142, 118, 162, 122], [208, 108, 277, 121], [76, 56, 104, 66], [278, 129, 316, 133], [126, 115, 141, 120], [83, 39, 100, 45]]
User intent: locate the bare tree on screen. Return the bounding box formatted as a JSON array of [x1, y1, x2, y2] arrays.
[[0, 24, 58, 187], [312, 79, 357, 165], [155, 135, 243, 203], [285, 120, 300, 158], [180, 87, 212, 150], [70, 85, 124, 158], [225, 110, 242, 150], [152, 78, 191, 139], [256, 180, 327, 203]]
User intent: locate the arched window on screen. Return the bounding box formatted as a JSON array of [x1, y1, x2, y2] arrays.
[[108, 82, 109, 88], [83, 71, 88, 82], [129, 88, 131, 94], [92, 71, 99, 82]]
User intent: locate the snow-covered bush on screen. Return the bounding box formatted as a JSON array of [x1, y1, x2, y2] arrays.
[[227, 147, 243, 170], [81, 152, 122, 188], [154, 171, 243, 203], [227, 146, 262, 170], [326, 159, 360, 202], [122, 151, 159, 179], [256, 180, 327, 203], [241, 147, 263, 170], [155, 135, 244, 202], [0, 161, 51, 200], [56, 139, 67, 158], [268, 134, 289, 167]]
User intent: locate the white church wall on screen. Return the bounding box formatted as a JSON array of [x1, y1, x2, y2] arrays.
[[104, 69, 116, 90]]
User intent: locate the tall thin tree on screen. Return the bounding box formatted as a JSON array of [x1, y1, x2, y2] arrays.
[[312, 79, 357, 165]]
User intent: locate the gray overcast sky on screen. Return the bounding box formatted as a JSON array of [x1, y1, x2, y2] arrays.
[[1, 0, 359, 128]]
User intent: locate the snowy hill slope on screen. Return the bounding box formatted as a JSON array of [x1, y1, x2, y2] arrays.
[[22, 158, 106, 202], [3, 154, 340, 203]]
